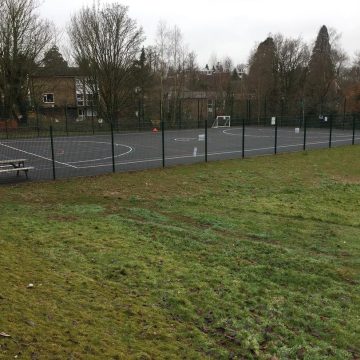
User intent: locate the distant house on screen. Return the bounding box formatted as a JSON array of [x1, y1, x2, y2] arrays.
[[30, 67, 97, 122]]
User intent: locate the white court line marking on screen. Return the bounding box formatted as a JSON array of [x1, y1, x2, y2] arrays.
[[1, 139, 134, 165], [67, 141, 133, 164], [0, 142, 77, 168], [223, 128, 354, 138], [211, 138, 360, 155], [174, 138, 198, 142], [73, 137, 359, 169]]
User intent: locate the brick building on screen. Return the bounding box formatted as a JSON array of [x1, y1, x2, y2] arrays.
[[29, 67, 97, 126]]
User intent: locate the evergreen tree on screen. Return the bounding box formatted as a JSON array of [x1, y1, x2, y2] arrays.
[[134, 47, 153, 90], [247, 37, 278, 119], [133, 47, 154, 125], [139, 47, 146, 67], [42, 45, 68, 72], [305, 25, 335, 113], [231, 68, 239, 80]]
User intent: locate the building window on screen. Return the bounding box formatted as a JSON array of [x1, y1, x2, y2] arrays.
[[207, 99, 213, 113], [77, 93, 84, 106], [86, 93, 96, 106], [43, 93, 54, 103], [78, 108, 85, 117]]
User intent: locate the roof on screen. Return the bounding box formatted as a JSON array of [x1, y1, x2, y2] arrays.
[[32, 66, 82, 77]]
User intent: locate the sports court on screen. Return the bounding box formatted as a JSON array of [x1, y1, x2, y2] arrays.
[[0, 124, 358, 182]]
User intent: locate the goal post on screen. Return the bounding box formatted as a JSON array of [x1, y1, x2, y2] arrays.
[[212, 115, 231, 128]]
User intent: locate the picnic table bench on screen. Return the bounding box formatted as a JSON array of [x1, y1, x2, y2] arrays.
[[0, 159, 34, 179]]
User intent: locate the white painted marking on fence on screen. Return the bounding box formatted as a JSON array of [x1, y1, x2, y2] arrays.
[[193, 147, 198, 157], [0, 142, 77, 168]]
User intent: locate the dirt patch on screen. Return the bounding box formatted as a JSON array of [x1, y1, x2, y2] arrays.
[[47, 215, 79, 222]]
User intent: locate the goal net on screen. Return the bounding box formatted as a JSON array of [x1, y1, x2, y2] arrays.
[[212, 115, 231, 128]]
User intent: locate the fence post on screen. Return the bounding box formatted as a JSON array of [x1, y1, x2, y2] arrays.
[[343, 98, 346, 130], [274, 117, 278, 154], [161, 119, 165, 168], [299, 98, 305, 129], [159, 99, 162, 124], [264, 97, 267, 123], [138, 98, 141, 131], [159, 99, 165, 168], [205, 119, 208, 163], [5, 119, 8, 139], [50, 126, 56, 180], [248, 99, 252, 124], [329, 115, 333, 148], [303, 115, 307, 151], [230, 96, 234, 120], [197, 99, 200, 128], [242, 117, 245, 159], [91, 102, 95, 135], [352, 114, 356, 145], [111, 123, 115, 173], [36, 108, 40, 137], [64, 106, 69, 136], [245, 99, 248, 122]]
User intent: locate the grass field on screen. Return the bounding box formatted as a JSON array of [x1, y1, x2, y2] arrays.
[[0, 146, 359, 359]]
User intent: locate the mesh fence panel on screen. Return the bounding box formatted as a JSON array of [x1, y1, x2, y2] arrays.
[[0, 111, 359, 184], [208, 117, 243, 162], [114, 128, 163, 172], [0, 127, 54, 182], [243, 117, 276, 157], [52, 131, 114, 179], [330, 114, 355, 148], [277, 115, 304, 154], [305, 115, 333, 151], [164, 114, 206, 167]]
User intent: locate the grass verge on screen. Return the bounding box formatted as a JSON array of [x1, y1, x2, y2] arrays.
[[0, 146, 359, 359]]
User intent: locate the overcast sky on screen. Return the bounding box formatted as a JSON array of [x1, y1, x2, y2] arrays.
[[41, 0, 360, 66]]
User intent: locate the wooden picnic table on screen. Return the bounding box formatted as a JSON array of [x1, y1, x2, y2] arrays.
[[0, 159, 34, 179]]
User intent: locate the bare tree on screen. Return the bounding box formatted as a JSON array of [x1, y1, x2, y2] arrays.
[[354, 52, 360, 67], [68, 3, 144, 124], [167, 25, 185, 123], [208, 53, 218, 72], [0, 0, 52, 120], [185, 51, 198, 89], [327, 28, 349, 94], [273, 34, 310, 113], [154, 22, 191, 125], [351, 52, 360, 83], [155, 20, 171, 108], [223, 56, 233, 73]]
